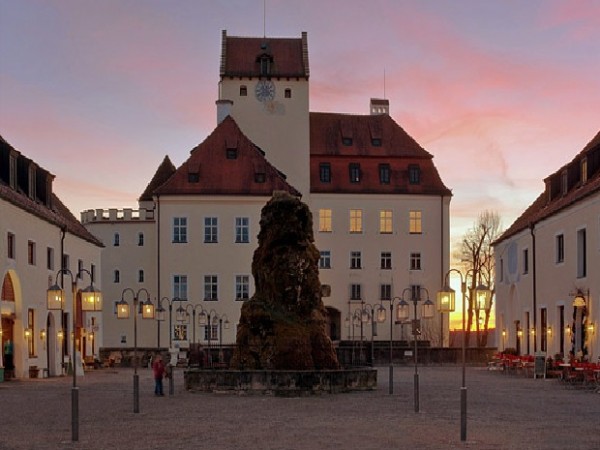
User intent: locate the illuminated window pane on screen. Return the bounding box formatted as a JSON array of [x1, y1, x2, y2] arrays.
[[409, 211, 422, 234], [319, 209, 332, 232], [350, 209, 362, 233], [379, 210, 393, 233]]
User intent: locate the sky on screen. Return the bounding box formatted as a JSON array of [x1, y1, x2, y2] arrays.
[[1, 0, 599, 250]]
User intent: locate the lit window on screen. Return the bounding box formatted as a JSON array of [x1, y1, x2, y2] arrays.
[[409, 211, 422, 234], [174, 325, 188, 341], [350, 209, 362, 233], [319, 209, 332, 232], [379, 210, 393, 233]]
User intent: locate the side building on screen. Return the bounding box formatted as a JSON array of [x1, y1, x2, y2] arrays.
[[82, 31, 452, 353], [494, 131, 600, 360], [1, 136, 103, 379]]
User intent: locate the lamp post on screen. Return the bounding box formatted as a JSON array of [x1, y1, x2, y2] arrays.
[[361, 303, 378, 366], [437, 269, 491, 441], [217, 314, 230, 363], [198, 309, 217, 367], [376, 294, 407, 395], [155, 297, 176, 348], [115, 288, 155, 413], [47, 267, 101, 442], [396, 287, 434, 413], [177, 303, 205, 345]]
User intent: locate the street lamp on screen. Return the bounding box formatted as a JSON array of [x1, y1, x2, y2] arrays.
[[177, 303, 205, 345], [396, 287, 434, 413], [361, 303, 378, 366], [217, 314, 230, 363], [47, 267, 101, 442], [437, 269, 491, 441], [155, 297, 177, 348], [115, 288, 154, 413]]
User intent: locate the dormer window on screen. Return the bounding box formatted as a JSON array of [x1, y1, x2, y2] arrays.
[[371, 138, 382, 147], [408, 165, 421, 185], [28, 165, 36, 200], [188, 173, 200, 183], [342, 137, 353, 146], [561, 170, 568, 196], [255, 172, 266, 183], [581, 157, 588, 184], [226, 148, 238, 159], [349, 163, 361, 183], [257, 52, 273, 76]]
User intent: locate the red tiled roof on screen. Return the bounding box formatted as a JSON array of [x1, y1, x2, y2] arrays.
[[495, 130, 600, 243], [139, 155, 176, 201], [153, 116, 301, 197], [220, 30, 309, 79], [309, 112, 451, 195]]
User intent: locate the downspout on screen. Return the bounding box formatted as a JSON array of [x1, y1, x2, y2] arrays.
[[529, 223, 537, 352], [156, 195, 161, 348], [60, 226, 66, 363], [440, 195, 445, 347]]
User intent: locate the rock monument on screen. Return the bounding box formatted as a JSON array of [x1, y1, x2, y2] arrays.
[[231, 191, 340, 370]]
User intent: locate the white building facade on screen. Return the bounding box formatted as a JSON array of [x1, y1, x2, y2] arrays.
[[82, 31, 452, 353], [1, 136, 103, 379], [494, 131, 600, 360]]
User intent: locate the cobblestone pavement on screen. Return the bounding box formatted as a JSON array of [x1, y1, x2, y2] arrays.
[[0, 365, 599, 450]]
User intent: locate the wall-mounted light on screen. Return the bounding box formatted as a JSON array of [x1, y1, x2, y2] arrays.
[[40, 329, 47, 340], [588, 323, 596, 334], [565, 325, 571, 335], [517, 329, 523, 338], [547, 326, 552, 336], [501, 329, 507, 338], [530, 327, 536, 336], [57, 330, 64, 339], [24, 328, 32, 339]]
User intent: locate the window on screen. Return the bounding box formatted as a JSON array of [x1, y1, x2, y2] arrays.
[[380, 284, 391, 300], [226, 148, 238, 159], [47, 247, 54, 270], [410, 284, 421, 302], [343, 137, 353, 146], [27, 241, 36, 265], [173, 275, 188, 300], [350, 251, 362, 269], [577, 228, 586, 278], [235, 275, 250, 301], [188, 172, 200, 183], [408, 165, 421, 184], [522, 248, 529, 274], [174, 325, 188, 341], [379, 210, 393, 233], [113, 270, 120, 283], [410, 252, 421, 270], [371, 138, 382, 147], [138, 232, 144, 246], [379, 164, 390, 184], [349, 209, 362, 233], [173, 217, 187, 243], [319, 209, 332, 232], [235, 217, 249, 243], [380, 252, 392, 269], [350, 284, 362, 300], [27, 309, 35, 357], [581, 157, 588, 184], [204, 217, 218, 243], [203, 324, 218, 341], [556, 234, 564, 263], [409, 211, 422, 234], [561, 170, 568, 195], [319, 163, 331, 183], [349, 163, 360, 183], [540, 308, 547, 352], [240, 85, 247, 96], [204, 275, 218, 301], [113, 233, 120, 246], [62, 254, 70, 271], [255, 172, 266, 183], [77, 259, 83, 278], [91, 264, 96, 283], [319, 251, 331, 269], [284, 88, 292, 98], [138, 270, 144, 283], [7, 232, 15, 259]]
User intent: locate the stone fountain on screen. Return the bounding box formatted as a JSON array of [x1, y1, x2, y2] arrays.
[[185, 192, 376, 395]]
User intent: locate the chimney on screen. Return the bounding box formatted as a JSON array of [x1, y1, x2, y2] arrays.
[[370, 98, 389, 115], [216, 99, 233, 124]]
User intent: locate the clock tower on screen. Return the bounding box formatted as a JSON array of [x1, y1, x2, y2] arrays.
[[217, 30, 310, 196]]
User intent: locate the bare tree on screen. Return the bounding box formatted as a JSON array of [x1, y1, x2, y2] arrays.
[[455, 210, 503, 347]]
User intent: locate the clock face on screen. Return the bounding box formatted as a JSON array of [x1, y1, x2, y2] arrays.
[[255, 80, 275, 102]]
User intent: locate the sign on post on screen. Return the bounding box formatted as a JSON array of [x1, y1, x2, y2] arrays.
[[534, 352, 546, 379]]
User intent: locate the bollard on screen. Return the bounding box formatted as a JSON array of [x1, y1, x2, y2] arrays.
[[169, 364, 174, 395]]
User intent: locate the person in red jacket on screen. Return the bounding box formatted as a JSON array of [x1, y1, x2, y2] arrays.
[[152, 355, 165, 396]]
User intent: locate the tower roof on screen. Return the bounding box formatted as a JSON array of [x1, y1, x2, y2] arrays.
[[139, 155, 176, 201]]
